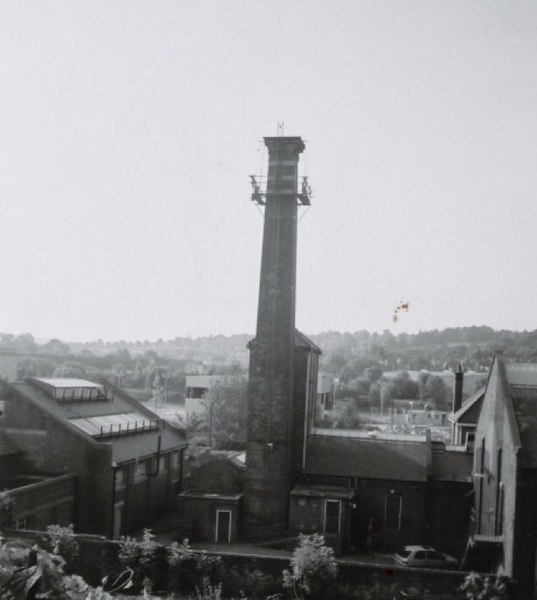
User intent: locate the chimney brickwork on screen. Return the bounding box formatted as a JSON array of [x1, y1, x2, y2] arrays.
[[244, 136, 305, 541]]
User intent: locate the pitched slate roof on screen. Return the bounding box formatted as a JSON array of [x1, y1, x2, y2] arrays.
[[304, 431, 431, 481], [505, 363, 537, 468], [6, 378, 186, 463], [431, 446, 473, 482], [295, 330, 321, 353], [450, 387, 485, 425]]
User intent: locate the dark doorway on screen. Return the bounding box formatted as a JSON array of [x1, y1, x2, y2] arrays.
[[385, 495, 402, 531]]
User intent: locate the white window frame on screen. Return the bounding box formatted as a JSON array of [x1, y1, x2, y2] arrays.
[[113, 501, 124, 540], [14, 516, 28, 530], [115, 468, 125, 490], [134, 461, 147, 483], [323, 499, 341, 534]]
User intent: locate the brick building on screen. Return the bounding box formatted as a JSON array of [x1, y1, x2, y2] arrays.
[[290, 428, 472, 555], [466, 356, 537, 597], [0, 429, 76, 530], [244, 136, 310, 541], [178, 134, 473, 559], [1, 377, 186, 537], [178, 450, 245, 543]]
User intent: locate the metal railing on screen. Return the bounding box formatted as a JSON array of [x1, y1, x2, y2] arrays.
[[96, 418, 164, 438]]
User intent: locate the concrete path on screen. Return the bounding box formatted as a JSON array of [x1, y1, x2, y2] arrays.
[[190, 541, 396, 568]]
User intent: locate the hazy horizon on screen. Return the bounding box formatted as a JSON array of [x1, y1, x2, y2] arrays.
[[1, 323, 534, 347], [2, 2, 536, 342]]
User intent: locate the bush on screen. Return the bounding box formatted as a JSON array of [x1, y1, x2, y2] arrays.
[[0, 537, 117, 600], [283, 533, 338, 599], [220, 566, 282, 598], [118, 528, 158, 591], [41, 524, 79, 561], [460, 572, 512, 599], [166, 538, 222, 594]]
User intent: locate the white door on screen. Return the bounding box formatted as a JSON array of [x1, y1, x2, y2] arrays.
[[113, 501, 124, 539], [215, 510, 232, 543]]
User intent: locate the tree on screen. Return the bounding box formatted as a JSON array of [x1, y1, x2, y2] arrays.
[[417, 371, 430, 400], [283, 533, 338, 599], [53, 362, 87, 378], [380, 383, 392, 415], [41, 339, 71, 356], [425, 375, 450, 409], [368, 382, 381, 408], [388, 371, 419, 400], [13, 333, 37, 354], [203, 376, 247, 449], [365, 365, 383, 384]]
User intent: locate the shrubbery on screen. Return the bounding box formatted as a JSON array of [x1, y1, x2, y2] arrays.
[[0, 527, 516, 599], [282, 533, 338, 599]]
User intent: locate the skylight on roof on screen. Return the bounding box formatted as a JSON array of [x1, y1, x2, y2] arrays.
[[69, 412, 160, 438], [32, 378, 108, 401]]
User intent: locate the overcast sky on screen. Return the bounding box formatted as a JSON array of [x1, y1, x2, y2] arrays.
[[1, 1, 536, 342]]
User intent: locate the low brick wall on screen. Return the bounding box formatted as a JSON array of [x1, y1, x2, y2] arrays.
[[6, 530, 474, 598], [208, 551, 468, 597]]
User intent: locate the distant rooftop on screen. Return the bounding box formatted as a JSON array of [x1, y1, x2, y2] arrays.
[[34, 378, 101, 388]]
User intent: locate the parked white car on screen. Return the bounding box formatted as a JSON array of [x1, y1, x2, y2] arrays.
[[395, 545, 458, 569]]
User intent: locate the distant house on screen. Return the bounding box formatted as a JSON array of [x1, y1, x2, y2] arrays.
[[449, 387, 485, 449], [0, 349, 23, 382], [317, 372, 335, 412], [466, 357, 537, 597], [1, 377, 187, 537], [184, 375, 242, 417]]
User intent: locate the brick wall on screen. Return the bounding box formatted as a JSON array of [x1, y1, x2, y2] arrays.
[[245, 137, 305, 541], [4, 390, 113, 534]]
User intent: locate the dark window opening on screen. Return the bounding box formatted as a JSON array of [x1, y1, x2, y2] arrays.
[[384, 495, 402, 531]]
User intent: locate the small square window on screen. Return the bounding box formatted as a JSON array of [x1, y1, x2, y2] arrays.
[[134, 462, 147, 483], [160, 455, 168, 471], [115, 469, 125, 490]]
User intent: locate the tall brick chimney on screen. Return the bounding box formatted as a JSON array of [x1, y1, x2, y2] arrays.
[[244, 136, 306, 541], [453, 363, 464, 414]]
